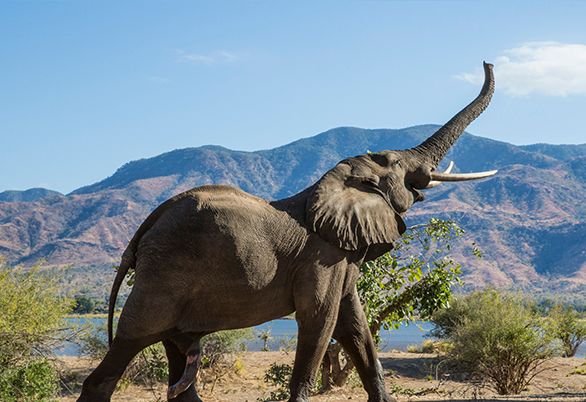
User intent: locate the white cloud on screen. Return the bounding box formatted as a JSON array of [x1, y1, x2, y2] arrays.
[[176, 49, 239, 65], [456, 42, 586, 97]]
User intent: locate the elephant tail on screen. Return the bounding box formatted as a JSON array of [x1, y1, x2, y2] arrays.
[[108, 246, 136, 346]]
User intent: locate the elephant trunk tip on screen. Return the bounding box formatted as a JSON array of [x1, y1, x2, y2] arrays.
[[412, 60, 495, 167]]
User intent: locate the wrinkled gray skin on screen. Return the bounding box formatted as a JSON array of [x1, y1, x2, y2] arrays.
[[78, 63, 494, 402]]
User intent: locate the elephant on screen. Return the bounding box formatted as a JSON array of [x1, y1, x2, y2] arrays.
[[78, 62, 496, 402]]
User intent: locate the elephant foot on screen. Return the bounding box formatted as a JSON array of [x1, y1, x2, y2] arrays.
[[368, 396, 397, 402], [167, 353, 200, 400], [167, 386, 203, 402], [166, 382, 202, 402], [167, 382, 190, 400], [167, 382, 203, 401]]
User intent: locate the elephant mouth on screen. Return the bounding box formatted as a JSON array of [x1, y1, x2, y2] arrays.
[[412, 188, 425, 203]]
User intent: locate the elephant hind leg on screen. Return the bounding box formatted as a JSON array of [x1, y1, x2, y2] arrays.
[[333, 289, 395, 402], [78, 334, 161, 402], [166, 336, 203, 401]]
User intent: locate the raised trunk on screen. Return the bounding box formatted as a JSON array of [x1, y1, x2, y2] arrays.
[[413, 62, 495, 167]]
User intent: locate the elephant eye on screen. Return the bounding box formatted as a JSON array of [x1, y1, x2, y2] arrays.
[[391, 160, 402, 167]]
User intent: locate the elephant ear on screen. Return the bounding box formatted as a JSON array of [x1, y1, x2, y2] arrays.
[[306, 162, 406, 251]]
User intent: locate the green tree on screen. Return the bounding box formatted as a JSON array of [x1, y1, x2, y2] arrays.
[[432, 290, 556, 395], [320, 218, 467, 390], [72, 294, 96, 314], [545, 303, 586, 358], [0, 258, 72, 401]]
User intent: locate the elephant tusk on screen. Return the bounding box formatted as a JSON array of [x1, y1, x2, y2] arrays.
[[430, 169, 498, 182], [425, 161, 454, 188]]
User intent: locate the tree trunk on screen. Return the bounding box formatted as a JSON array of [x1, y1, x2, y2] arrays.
[[319, 342, 355, 392]]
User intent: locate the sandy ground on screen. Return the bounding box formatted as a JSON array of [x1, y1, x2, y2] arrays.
[[58, 351, 585, 402]]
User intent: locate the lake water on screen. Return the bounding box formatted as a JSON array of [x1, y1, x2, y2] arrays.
[[57, 317, 585, 358], [56, 318, 434, 356]]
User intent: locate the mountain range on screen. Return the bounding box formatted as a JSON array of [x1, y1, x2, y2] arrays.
[[1, 125, 585, 293]]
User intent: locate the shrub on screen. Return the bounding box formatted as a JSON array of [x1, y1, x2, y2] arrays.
[[0, 264, 72, 363], [258, 363, 293, 402], [433, 290, 555, 395], [0, 260, 72, 401], [545, 303, 586, 357], [429, 290, 482, 340], [406, 344, 421, 353], [406, 339, 452, 354], [197, 328, 253, 392], [0, 359, 59, 402], [571, 362, 586, 375], [200, 328, 253, 368], [71, 295, 96, 315]]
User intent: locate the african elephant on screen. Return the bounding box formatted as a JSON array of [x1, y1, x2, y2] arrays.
[[78, 62, 496, 402]]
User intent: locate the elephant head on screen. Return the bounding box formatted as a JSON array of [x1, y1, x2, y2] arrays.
[[306, 62, 496, 251]]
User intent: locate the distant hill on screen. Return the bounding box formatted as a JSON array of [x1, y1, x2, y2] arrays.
[[1, 125, 584, 294], [0, 188, 63, 202]]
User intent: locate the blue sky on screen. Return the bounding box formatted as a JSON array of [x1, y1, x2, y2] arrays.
[[2, 1, 586, 193]]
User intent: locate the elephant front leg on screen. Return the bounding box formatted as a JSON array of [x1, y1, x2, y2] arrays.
[[289, 309, 339, 402], [289, 267, 344, 402], [332, 289, 396, 402]]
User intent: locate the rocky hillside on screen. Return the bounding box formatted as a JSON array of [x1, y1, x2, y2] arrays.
[[1, 125, 585, 291]]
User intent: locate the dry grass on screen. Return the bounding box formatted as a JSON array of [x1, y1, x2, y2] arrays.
[[57, 351, 586, 401]]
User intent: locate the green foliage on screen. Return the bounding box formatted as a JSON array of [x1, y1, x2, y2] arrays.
[[200, 328, 253, 368], [197, 329, 253, 392], [78, 324, 108, 360], [387, 382, 419, 396], [571, 362, 586, 375], [71, 295, 96, 314], [545, 303, 586, 357], [0, 263, 72, 364], [406, 339, 450, 354], [429, 290, 473, 340], [125, 343, 168, 385], [406, 344, 421, 353], [433, 290, 556, 395], [0, 359, 59, 402], [0, 259, 72, 400], [258, 363, 293, 401], [259, 359, 326, 401], [358, 218, 465, 337]]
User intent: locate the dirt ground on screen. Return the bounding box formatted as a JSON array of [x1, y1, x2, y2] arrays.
[[58, 351, 586, 402]]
